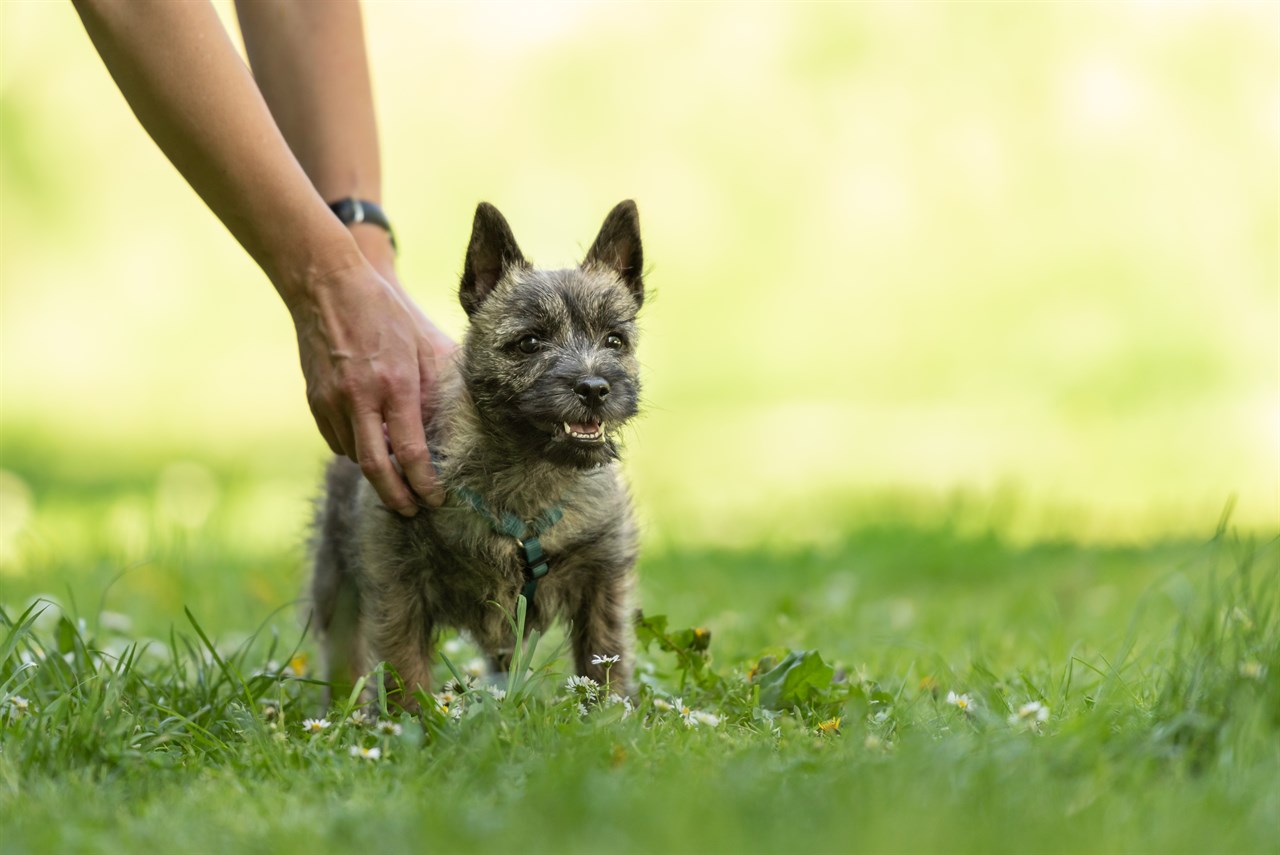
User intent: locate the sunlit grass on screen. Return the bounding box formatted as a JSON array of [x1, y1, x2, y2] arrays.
[[2, 520, 1276, 854]]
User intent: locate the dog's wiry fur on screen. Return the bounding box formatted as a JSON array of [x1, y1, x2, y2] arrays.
[[309, 201, 645, 707]]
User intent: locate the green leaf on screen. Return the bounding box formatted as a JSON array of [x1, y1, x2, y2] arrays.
[[754, 650, 835, 710], [634, 612, 670, 653]]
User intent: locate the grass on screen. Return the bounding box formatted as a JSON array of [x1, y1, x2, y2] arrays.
[[1, 500, 1277, 854]]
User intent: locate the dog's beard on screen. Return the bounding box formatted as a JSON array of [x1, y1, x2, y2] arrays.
[[471, 392, 633, 469]]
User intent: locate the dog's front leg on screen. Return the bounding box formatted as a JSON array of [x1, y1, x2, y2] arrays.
[[365, 586, 435, 710], [571, 569, 635, 695]]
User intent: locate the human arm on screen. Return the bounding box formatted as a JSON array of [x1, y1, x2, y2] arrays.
[[234, 0, 455, 504], [72, 0, 445, 512]]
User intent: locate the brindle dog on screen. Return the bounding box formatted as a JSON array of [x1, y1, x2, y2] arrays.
[[309, 201, 644, 707]]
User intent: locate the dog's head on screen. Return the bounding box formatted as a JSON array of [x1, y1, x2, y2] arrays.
[[458, 200, 644, 469]]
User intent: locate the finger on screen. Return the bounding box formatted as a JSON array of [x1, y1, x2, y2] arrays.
[[330, 412, 358, 463], [313, 412, 344, 457], [354, 412, 417, 516], [385, 391, 443, 507]]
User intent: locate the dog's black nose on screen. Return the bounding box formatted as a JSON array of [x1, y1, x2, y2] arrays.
[[574, 377, 611, 404]]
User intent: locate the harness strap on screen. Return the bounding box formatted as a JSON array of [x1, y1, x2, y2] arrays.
[[449, 483, 564, 602]]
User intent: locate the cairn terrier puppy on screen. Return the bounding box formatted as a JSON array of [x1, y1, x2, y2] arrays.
[[309, 201, 644, 707]]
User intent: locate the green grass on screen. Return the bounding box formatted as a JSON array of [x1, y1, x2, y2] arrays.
[[2, 499, 1277, 854]]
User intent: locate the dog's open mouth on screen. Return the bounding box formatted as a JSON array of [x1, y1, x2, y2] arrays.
[[560, 419, 605, 444]]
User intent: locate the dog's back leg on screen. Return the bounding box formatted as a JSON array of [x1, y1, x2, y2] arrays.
[[310, 458, 367, 708]]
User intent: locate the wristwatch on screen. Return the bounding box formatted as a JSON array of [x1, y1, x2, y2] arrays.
[[328, 197, 397, 253]]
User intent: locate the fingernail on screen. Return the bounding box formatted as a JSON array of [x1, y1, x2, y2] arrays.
[[398, 505, 419, 518], [425, 490, 446, 508]]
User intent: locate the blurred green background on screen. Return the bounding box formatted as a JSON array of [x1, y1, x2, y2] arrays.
[[1, 1, 1277, 603]]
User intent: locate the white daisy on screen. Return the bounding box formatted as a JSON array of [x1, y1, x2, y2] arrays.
[[604, 693, 633, 719], [441, 676, 474, 696], [6, 695, 30, 720], [442, 636, 466, 656], [945, 691, 975, 713], [347, 710, 375, 728], [484, 685, 507, 702], [1008, 701, 1050, 726], [652, 697, 673, 712], [564, 675, 600, 700], [674, 698, 696, 726], [375, 720, 403, 736], [349, 745, 381, 761], [591, 654, 621, 666], [689, 710, 721, 727], [301, 718, 331, 734]]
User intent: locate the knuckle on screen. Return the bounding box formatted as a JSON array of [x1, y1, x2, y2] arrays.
[[358, 457, 386, 479], [336, 377, 364, 402], [397, 449, 430, 471]]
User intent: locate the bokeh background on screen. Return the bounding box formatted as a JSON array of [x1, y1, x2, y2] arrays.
[[2, 1, 1277, 616]]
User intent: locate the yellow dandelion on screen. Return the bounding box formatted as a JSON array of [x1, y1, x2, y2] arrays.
[[285, 652, 308, 677]]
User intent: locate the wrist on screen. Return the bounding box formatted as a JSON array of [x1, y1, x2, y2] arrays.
[[271, 220, 372, 317], [350, 223, 398, 283]]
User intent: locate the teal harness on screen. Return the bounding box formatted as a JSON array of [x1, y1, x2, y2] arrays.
[[449, 484, 565, 603]]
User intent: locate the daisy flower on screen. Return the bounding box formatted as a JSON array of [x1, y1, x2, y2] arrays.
[[564, 675, 600, 701], [301, 718, 331, 734], [484, 685, 507, 702], [673, 698, 701, 726], [591, 654, 621, 666], [376, 720, 403, 736], [1008, 701, 1050, 726], [442, 637, 466, 656], [349, 745, 381, 761], [6, 695, 30, 720], [945, 691, 975, 713], [689, 710, 721, 727], [347, 710, 375, 728], [441, 676, 474, 696], [604, 693, 633, 719], [652, 697, 673, 713]]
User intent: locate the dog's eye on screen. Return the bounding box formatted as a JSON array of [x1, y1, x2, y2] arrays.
[[517, 335, 542, 354], [604, 333, 626, 350]]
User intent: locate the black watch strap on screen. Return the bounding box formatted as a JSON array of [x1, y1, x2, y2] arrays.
[[328, 197, 397, 252]]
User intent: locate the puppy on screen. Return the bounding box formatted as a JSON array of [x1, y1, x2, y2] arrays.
[[310, 201, 644, 707]]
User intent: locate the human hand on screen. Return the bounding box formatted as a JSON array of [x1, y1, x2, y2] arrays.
[[289, 254, 453, 515]]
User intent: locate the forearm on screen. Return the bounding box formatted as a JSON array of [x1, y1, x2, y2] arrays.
[[235, 0, 394, 279], [73, 0, 361, 307]]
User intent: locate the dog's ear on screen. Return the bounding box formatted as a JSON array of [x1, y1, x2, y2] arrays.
[[460, 202, 528, 317], [583, 200, 643, 307]]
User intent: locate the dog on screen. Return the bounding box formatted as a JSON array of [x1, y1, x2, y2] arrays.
[[309, 200, 644, 707]]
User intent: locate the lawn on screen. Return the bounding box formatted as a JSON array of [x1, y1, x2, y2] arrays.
[[2, 470, 1276, 855]]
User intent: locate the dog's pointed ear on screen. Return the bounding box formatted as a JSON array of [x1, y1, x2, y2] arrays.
[[460, 202, 527, 317], [583, 200, 643, 307]]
